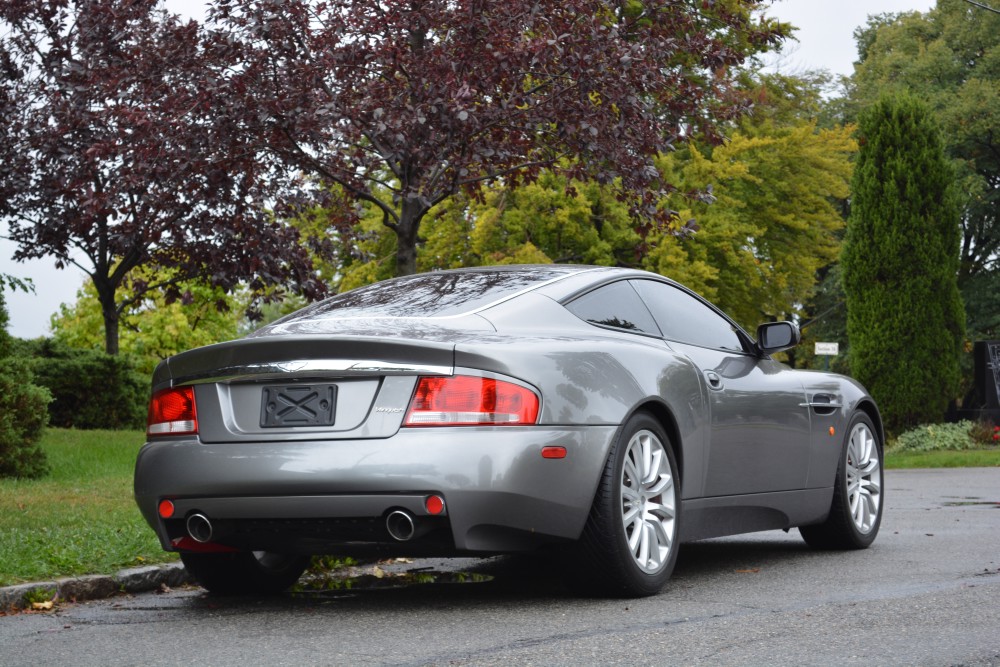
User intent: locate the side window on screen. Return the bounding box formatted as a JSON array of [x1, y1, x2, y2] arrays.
[[565, 281, 660, 336], [631, 280, 745, 352]]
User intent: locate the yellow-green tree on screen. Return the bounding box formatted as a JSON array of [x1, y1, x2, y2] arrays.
[[51, 273, 243, 375], [317, 118, 855, 335], [645, 121, 856, 329], [422, 171, 640, 270]]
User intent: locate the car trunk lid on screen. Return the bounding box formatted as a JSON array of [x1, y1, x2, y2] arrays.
[[156, 335, 456, 443]]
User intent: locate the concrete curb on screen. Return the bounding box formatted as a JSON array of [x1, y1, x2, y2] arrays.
[[0, 562, 192, 611]]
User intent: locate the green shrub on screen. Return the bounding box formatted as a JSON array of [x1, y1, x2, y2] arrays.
[[19, 339, 148, 430], [893, 421, 978, 452], [0, 357, 52, 478]]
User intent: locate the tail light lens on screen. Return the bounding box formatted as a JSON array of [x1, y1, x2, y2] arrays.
[[404, 375, 539, 426], [147, 386, 198, 436]]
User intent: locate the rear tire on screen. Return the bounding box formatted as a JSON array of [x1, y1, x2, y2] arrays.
[[800, 412, 883, 549], [180, 551, 310, 595], [575, 412, 680, 597]]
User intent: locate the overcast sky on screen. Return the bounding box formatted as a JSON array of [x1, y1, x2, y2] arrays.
[[2, 0, 938, 339]]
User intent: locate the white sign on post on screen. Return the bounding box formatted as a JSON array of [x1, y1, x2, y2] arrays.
[[814, 342, 839, 356]]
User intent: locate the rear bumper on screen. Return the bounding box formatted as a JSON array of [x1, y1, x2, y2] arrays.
[[134, 425, 617, 554]]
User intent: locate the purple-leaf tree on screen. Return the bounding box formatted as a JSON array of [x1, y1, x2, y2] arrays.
[[0, 0, 326, 355], [207, 0, 787, 276]]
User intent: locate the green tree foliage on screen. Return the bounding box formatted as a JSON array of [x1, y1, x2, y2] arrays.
[[0, 290, 50, 478], [850, 1, 1000, 338], [320, 123, 854, 334], [0, 357, 51, 478], [0, 289, 11, 359], [960, 271, 1000, 338], [50, 273, 243, 376], [842, 94, 965, 433], [421, 172, 641, 270], [645, 121, 855, 329], [798, 265, 851, 374], [0, 274, 32, 299], [20, 339, 146, 430]]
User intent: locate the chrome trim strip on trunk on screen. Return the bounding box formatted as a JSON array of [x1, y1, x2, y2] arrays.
[[177, 359, 454, 386]]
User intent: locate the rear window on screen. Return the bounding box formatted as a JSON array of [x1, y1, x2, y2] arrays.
[[292, 268, 575, 319]]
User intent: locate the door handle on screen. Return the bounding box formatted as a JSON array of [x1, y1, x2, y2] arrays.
[[705, 371, 723, 391]]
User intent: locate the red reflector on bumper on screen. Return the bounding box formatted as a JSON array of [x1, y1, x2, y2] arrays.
[[425, 495, 446, 515], [541, 446, 567, 459], [158, 499, 175, 519]]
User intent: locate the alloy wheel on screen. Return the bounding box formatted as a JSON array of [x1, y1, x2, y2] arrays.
[[620, 429, 676, 573], [846, 422, 881, 534]]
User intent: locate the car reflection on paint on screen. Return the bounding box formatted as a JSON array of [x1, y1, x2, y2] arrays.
[[134, 265, 883, 597]]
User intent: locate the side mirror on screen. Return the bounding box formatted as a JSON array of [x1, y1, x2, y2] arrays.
[[756, 321, 801, 355]]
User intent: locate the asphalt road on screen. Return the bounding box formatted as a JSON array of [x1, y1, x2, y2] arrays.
[[2, 468, 999, 667]]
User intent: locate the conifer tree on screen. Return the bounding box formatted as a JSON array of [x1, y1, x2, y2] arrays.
[[842, 93, 965, 432]]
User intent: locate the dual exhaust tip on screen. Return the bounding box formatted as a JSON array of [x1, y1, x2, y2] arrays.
[[184, 509, 425, 544], [385, 510, 418, 542], [186, 513, 214, 543]]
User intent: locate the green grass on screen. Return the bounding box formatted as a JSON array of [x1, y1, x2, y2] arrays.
[[885, 447, 1000, 469], [0, 428, 176, 587]]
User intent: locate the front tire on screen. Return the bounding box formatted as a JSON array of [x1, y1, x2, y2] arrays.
[[800, 412, 883, 549], [576, 412, 680, 597], [180, 551, 310, 595]]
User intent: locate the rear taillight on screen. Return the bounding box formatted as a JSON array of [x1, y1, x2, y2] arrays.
[[147, 386, 198, 436], [404, 375, 539, 426]]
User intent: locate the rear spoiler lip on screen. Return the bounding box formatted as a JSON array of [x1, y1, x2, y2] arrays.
[[151, 335, 455, 393]]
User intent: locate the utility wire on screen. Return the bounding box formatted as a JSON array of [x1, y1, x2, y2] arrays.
[[963, 0, 1000, 14]]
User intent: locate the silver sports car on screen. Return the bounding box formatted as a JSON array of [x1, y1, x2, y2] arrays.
[[134, 265, 883, 597]]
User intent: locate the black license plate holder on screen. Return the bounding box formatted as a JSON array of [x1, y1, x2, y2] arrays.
[[260, 384, 338, 428]]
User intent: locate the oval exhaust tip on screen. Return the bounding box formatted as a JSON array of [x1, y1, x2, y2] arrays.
[[186, 513, 213, 543], [386, 510, 416, 541]]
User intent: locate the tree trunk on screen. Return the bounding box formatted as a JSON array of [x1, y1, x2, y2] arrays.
[[94, 279, 120, 356], [394, 199, 426, 277]]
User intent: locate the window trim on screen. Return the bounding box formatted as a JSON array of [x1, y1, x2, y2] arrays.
[[562, 276, 756, 355]]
